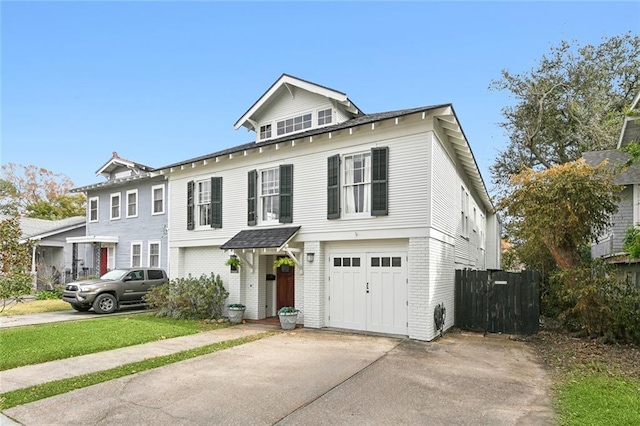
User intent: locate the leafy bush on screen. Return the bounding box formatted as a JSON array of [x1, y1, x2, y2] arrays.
[[227, 303, 245, 309], [623, 226, 640, 258], [551, 262, 640, 344], [36, 289, 62, 300], [144, 273, 229, 320]]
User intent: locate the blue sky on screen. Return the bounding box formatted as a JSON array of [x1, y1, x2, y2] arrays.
[[2, 2, 638, 191]]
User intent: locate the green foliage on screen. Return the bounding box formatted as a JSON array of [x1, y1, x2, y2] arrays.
[[26, 194, 86, 220], [0, 216, 36, 311], [623, 225, 640, 258], [225, 256, 241, 268], [278, 306, 299, 314], [498, 160, 621, 270], [556, 375, 640, 425], [145, 273, 229, 320], [490, 33, 640, 188], [227, 303, 245, 309], [550, 262, 640, 344], [35, 289, 62, 300], [273, 257, 295, 269]]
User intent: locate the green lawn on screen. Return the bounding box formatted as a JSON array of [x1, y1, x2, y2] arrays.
[[0, 314, 227, 371], [0, 299, 71, 316], [556, 374, 640, 425]]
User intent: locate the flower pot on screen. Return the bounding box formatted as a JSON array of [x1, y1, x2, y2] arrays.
[[228, 307, 245, 324], [278, 312, 298, 330]]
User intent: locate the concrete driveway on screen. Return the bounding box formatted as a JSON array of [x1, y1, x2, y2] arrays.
[[4, 330, 554, 425]]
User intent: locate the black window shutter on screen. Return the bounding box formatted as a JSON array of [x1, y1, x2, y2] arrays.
[[248, 170, 257, 226], [211, 177, 222, 229], [187, 180, 195, 230], [327, 154, 340, 219], [279, 164, 293, 224], [371, 147, 389, 216]]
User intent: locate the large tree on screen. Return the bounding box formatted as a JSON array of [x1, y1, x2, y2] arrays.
[[0, 163, 85, 218], [490, 33, 640, 188], [498, 159, 621, 270], [0, 215, 35, 311]]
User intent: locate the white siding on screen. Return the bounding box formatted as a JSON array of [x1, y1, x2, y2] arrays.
[[431, 133, 456, 236]]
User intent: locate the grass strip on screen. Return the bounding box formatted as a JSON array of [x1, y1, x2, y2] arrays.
[[556, 374, 640, 425], [0, 314, 228, 371], [0, 300, 71, 316], [0, 331, 276, 410]]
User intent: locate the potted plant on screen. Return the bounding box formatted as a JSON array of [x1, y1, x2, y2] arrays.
[[273, 256, 295, 271], [277, 306, 300, 330], [225, 255, 241, 272], [227, 303, 246, 324]]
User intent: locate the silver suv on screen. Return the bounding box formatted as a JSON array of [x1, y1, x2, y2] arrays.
[[62, 268, 168, 314]]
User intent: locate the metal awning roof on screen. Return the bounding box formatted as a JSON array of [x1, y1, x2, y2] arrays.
[[220, 226, 301, 250]]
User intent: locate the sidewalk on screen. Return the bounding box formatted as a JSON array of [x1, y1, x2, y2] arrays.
[[0, 323, 278, 394]]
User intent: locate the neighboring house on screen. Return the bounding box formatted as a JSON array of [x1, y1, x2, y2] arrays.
[[583, 90, 640, 284], [155, 74, 500, 341], [66, 152, 169, 279], [0, 214, 86, 289]]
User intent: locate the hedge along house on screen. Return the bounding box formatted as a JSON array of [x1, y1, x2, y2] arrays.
[[158, 74, 500, 341], [67, 152, 169, 279]]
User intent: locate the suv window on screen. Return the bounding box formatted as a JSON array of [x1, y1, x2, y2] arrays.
[[147, 269, 165, 280], [126, 270, 144, 281]]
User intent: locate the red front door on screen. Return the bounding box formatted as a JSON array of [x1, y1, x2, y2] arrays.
[[100, 248, 108, 276], [276, 262, 295, 310]]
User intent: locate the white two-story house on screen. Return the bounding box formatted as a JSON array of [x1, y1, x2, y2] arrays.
[[158, 74, 500, 341]]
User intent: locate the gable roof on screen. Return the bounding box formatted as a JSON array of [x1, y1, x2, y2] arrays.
[[95, 151, 153, 177], [0, 215, 86, 242], [234, 74, 364, 131], [156, 103, 495, 213], [583, 149, 640, 185]]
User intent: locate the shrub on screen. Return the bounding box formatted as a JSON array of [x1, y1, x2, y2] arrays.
[[551, 262, 640, 344], [144, 273, 229, 320], [36, 289, 62, 300]]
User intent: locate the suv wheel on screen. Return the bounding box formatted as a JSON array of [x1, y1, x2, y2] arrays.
[[93, 294, 118, 314], [71, 304, 91, 312]]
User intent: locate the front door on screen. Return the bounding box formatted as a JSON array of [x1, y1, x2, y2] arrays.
[[100, 248, 108, 276], [276, 262, 295, 310]]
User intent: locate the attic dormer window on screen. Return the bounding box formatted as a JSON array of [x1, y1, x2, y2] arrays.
[[260, 124, 272, 140], [277, 113, 312, 136], [318, 108, 333, 125]]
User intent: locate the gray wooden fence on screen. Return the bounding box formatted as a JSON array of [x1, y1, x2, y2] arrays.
[[454, 269, 540, 335]]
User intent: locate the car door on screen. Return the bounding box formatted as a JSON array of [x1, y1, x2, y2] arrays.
[[121, 270, 147, 301]]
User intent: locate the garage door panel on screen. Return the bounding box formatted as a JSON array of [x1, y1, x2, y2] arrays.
[[329, 251, 407, 336]]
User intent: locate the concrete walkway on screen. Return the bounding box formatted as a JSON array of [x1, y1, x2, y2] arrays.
[[0, 323, 277, 394]]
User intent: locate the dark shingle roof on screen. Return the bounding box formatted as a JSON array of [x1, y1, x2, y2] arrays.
[[158, 104, 450, 171], [583, 149, 640, 184], [220, 226, 301, 250]]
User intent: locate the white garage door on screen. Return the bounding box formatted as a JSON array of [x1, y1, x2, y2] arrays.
[[329, 252, 407, 335]]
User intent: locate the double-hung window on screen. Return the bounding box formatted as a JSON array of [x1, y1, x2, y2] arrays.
[[131, 242, 142, 267], [343, 153, 371, 215], [89, 197, 99, 222], [261, 168, 280, 222], [148, 241, 160, 267], [152, 184, 165, 215], [126, 189, 138, 218], [197, 180, 211, 227], [110, 193, 121, 220]]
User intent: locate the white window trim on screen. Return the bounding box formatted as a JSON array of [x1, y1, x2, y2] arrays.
[[275, 110, 313, 137], [110, 193, 121, 220], [259, 123, 273, 141], [461, 186, 469, 239], [151, 184, 165, 215], [126, 189, 138, 218], [196, 179, 212, 228], [342, 151, 372, 218], [148, 240, 161, 268], [634, 184, 640, 225], [317, 107, 333, 127], [130, 241, 143, 267], [107, 244, 116, 271], [259, 166, 280, 225], [89, 196, 99, 223]]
